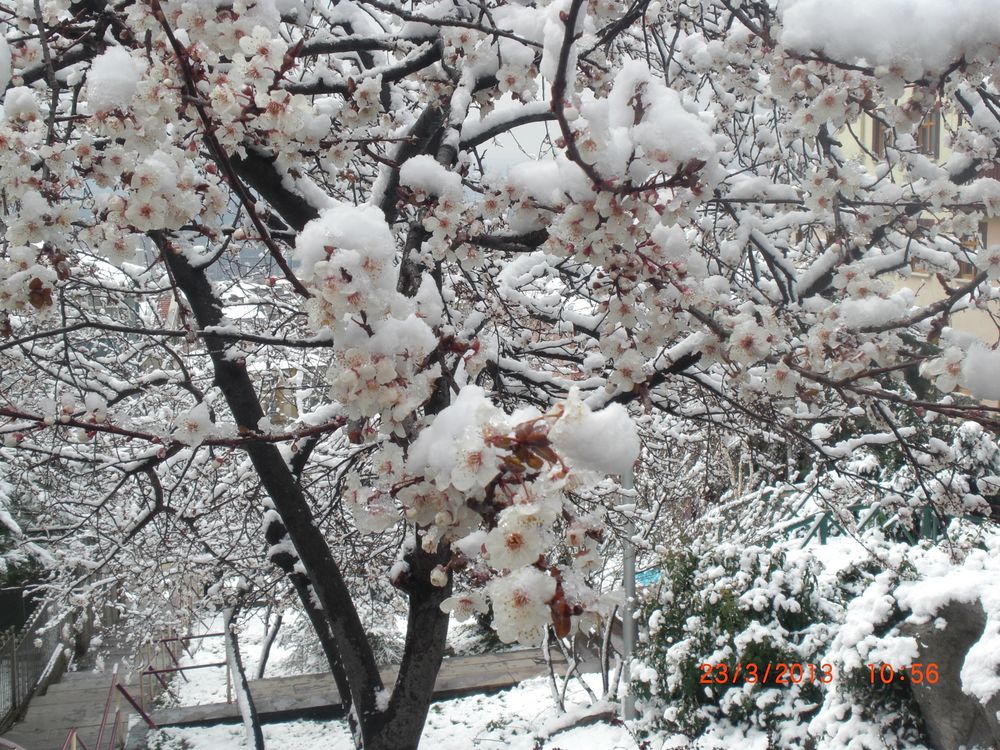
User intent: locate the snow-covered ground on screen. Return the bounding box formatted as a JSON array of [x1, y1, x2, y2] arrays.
[[160, 608, 517, 708], [148, 674, 640, 750], [149, 525, 1000, 750], [160, 609, 302, 708], [148, 609, 649, 749]]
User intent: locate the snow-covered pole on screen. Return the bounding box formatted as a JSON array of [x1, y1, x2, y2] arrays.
[[621, 464, 636, 722], [223, 606, 265, 750]]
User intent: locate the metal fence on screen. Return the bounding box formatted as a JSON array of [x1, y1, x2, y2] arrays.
[[0, 602, 72, 733], [0, 588, 40, 634]]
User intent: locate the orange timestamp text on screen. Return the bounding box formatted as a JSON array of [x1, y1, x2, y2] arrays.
[[698, 662, 834, 685], [867, 662, 939, 685]]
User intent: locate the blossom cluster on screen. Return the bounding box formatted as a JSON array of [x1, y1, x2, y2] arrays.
[[295, 204, 444, 428], [341, 386, 637, 645]]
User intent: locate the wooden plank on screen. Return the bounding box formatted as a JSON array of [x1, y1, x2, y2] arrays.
[[247, 673, 336, 690], [148, 651, 564, 729], [435, 672, 516, 694], [21, 703, 125, 723], [251, 681, 339, 703], [3, 723, 119, 750], [39, 683, 108, 697], [153, 702, 244, 726]]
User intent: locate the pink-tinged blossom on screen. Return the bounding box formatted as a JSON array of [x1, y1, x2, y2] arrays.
[[429, 565, 449, 587], [483, 501, 557, 570], [345, 479, 398, 534], [172, 402, 214, 446], [487, 568, 556, 645], [440, 591, 487, 622], [976, 245, 1000, 280], [920, 347, 964, 394], [728, 320, 771, 365], [450, 444, 501, 493]]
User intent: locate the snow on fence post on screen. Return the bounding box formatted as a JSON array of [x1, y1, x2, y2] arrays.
[[621, 464, 637, 722], [222, 607, 264, 750]]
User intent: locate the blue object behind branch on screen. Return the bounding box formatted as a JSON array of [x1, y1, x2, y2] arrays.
[[636, 568, 661, 586]]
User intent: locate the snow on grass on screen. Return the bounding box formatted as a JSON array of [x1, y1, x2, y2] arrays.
[[162, 609, 301, 708], [147, 674, 641, 750], [163, 608, 521, 709]]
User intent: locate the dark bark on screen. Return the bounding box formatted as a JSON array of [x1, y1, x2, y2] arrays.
[[153, 63, 468, 748], [155, 233, 386, 746], [284, 43, 443, 96], [231, 149, 321, 231], [370, 543, 452, 750], [379, 101, 448, 222], [265, 513, 360, 735], [397, 223, 431, 297], [360, 96, 459, 750]]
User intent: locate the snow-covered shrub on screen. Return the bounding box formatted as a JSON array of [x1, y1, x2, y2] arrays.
[[808, 523, 1000, 750], [633, 544, 831, 738], [631, 540, 928, 749], [0, 458, 42, 587]]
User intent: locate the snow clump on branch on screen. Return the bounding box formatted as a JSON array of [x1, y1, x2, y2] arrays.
[[86, 47, 144, 113], [295, 204, 442, 428], [779, 0, 1000, 78], [403, 385, 639, 644]]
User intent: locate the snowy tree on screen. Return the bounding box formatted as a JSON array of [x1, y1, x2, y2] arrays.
[[3, 0, 1000, 747]]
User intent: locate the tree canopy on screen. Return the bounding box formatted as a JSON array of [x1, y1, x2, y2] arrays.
[[2, 0, 1000, 747]]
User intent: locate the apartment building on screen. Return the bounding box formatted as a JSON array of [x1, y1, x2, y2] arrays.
[[843, 110, 1000, 345]]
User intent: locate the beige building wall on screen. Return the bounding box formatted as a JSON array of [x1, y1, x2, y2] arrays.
[[839, 111, 1000, 347], [898, 267, 999, 344]]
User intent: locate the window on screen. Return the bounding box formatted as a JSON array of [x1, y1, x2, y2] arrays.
[[957, 222, 987, 279], [909, 218, 936, 274], [871, 117, 891, 157], [871, 111, 940, 158], [917, 111, 941, 159]]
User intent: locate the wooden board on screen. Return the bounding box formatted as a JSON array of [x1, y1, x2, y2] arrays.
[[149, 649, 570, 728], [8, 648, 592, 749]]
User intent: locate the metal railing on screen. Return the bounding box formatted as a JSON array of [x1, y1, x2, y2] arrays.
[[1, 596, 124, 733], [136, 632, 229, 712], [60, 664, 157, 750]]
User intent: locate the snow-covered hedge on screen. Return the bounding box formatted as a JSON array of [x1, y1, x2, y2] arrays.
[[635, 525, 1000, 748], [630, 539, 930, 749]]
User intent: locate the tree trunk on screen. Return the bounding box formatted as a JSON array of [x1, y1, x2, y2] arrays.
[[255, 611, 281, 680], [364, 541, 452, 750], [157, 235, 386, 746], [265, 512, 361, 738], [152, 94, 459, 749]]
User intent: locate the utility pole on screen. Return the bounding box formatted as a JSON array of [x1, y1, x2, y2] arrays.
[[621, 463, 636, 721]]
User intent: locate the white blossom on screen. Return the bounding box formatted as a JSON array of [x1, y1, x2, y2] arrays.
[[487, 568, 556, 645]]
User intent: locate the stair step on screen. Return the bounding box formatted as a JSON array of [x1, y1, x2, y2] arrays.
[[42, 681, 140, 698]]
